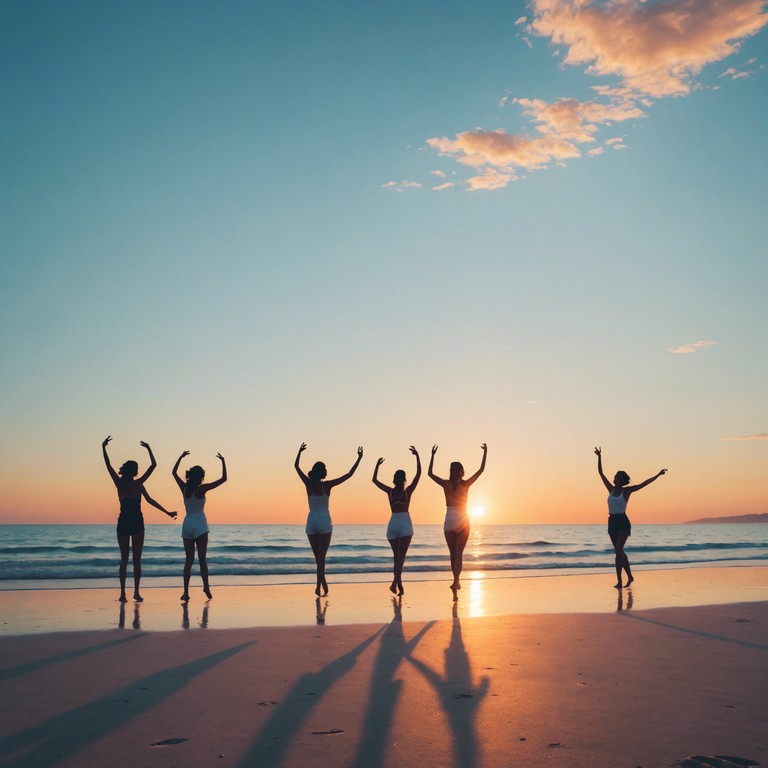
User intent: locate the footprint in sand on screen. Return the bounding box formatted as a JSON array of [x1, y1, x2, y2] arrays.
[[311, 729, 344, 736], [149, 738, 189, 747]]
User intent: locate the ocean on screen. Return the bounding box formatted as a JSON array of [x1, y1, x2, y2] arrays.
[[1, 523, 767, 590]]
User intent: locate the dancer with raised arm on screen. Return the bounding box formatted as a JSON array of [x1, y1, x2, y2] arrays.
[[372, 446, 421, 596], [428, 443, 487, 601], [172, 451, 227, 601], [101, 436, 177, 602], [295, 443, 363, 596], [595, 446, 667, 589]]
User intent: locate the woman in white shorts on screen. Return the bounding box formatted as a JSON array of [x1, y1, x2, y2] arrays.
[[372, 446, 421, 596], [295, 443, 363, 596], [428, 443, 487, 601], [172, 451, 227, 602]]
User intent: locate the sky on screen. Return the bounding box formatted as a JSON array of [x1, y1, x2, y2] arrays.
[[1, 0, 766, 527]]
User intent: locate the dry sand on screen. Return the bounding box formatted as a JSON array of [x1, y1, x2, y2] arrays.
[[1, 568, 766, 768]]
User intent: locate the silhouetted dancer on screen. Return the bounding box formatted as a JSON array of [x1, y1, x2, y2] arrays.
[[102, 436, 177, 603], [595, 446, 667, 588], [428, 443, 487, 600], [172, 450, 227, 601], [372, 446, 421, 595], [294, 443, 363, 595]]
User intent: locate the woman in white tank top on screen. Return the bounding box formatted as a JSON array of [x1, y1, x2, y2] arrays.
[[295, 443, 363, 596], [595, 447, 667, 589], [173, 450, 228, 602]]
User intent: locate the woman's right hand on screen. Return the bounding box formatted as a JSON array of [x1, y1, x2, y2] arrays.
[[102, 436, 112, 448], [594, 446, 601, 457], [409, 445, 418, 456], [431, 444, 438, 455], [298, 442, 307, 453], [376, 457, 385, 467]]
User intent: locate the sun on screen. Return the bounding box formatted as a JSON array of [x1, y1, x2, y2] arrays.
[[471, 505, 486, 519]]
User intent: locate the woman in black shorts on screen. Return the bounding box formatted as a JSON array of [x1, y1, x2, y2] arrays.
[[594, 447, 666, 589], [102, 436, 177, 602]]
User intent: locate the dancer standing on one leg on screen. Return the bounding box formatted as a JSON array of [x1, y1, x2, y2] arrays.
[[295, 443, 363, 596], [595, 446, 667, 589], [373, 446, 421, 596], [172, 451, 227, 602], [429, 443, 487, 601], [102, 436, 177, 603]]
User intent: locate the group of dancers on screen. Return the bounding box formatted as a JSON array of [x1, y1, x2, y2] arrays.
[[102, 437, 667, 603]]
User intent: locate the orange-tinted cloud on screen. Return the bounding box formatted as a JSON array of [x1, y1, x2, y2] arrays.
[[529, 0, 768, 98], [668, 339, 718, 353], [722, 433, 768, 441]]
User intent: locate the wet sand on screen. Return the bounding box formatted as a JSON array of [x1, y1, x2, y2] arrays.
[[0, 568, 767, 767]]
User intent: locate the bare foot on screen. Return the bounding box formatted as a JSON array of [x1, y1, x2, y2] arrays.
[[613, 582, 623, 590], [203, 587, 212, 600], [389, 583, 397, 594], [321, 578, 329, 596], [398, 585, 404, 596], [315, 586, 322, 597], [624, 576, 634, 587], [451, 584, 459, 601], [119, 593, 127, 603], [180, 593, 190, 602], [134, 592, 144, 602]]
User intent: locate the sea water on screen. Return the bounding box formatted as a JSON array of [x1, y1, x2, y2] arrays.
[[1, 523, 766, 590]]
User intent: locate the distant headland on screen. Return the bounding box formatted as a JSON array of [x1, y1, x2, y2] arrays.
[[683, 513, 768, 524]]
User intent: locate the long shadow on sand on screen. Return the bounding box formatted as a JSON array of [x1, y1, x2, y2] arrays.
[[620, 613, 768, 651], [0, 633, 144, 683], [0, 640, 255, 768], [235, 625, 385, 768], [406, 605, 490, 768], [350, 598, 435, 768]]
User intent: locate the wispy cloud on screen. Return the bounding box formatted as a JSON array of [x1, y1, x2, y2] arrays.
[[668, 340, 718, 354], [382, 180, 422, 193], [722, 434, 768, 441], [433, 182, 456, 191], [421, 0, 767, 190]]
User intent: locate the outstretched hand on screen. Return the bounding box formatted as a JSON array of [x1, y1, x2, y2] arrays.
[[431, 444, 438, 455], [140, 441, 151, 450], [102, 436, 112, 448], [594, 446, 602, 457], [376, 457, 385, 467], [480, 442, 487, 452], [298, 442, 307, 453], [357, 446, 364, 458], [179, 450, 191, 459], [409, 445, 418, 456], [216, 453, 225, 462], [659, 468, 668, 475], [168, 510, 178, 519]]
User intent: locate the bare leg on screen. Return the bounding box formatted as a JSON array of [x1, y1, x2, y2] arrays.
[[444, 526, 470, 600], [196, 533, 212, 599], [131, 532, 145, 601], [182, 537, 195, 600], [609, 533, 630, 589], [117, 534, 130, 602], [307, 532, 332, 596], [388, 539, 398, 594], [392, 536, 412, 595]]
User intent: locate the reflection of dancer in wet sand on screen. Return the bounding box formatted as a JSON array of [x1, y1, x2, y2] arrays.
[[429, 443, 487, 601], [595, 446, 667, 589], [172, 451, 227, 602], [295, 443, 363, 596], [373, 446, 421, 596], [102, 436, 177, 602]]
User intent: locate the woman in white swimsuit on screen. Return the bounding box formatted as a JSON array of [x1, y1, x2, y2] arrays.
[[594, 447, 666, 589], [428, 443, 487, 601], [173, 450, 228, 601], [372, 446, 421, 596], [295, 443, 363, 596]]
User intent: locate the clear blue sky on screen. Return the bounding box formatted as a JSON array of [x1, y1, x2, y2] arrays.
[[1, 0, 766, 524]]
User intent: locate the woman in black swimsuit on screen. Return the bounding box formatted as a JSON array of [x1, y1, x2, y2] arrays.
[[102, 436, 177, 602]]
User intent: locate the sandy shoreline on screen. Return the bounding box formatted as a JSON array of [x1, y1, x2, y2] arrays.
[[1, 565, 767, 635], [1, 567, 767, 768]]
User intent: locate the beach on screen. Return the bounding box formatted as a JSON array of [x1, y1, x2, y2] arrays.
[[1, 567, 767, 768]]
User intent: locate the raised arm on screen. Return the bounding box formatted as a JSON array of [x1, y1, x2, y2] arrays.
[[594, 447, 612, 491], [465, 443, 488, 486], [408, 446, 422, 492], [141, 487, 177, 519], [102, 436, 119, 486], [137, 441, 157, 483], [428, 445, 446, 486], [294, 443, 309, 485], [326, 446, 364, 488], [200, 453, 228, 493], [372, 457, 391, 493], [627, 468, 667, 495], [172, 450, 190, 491]]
